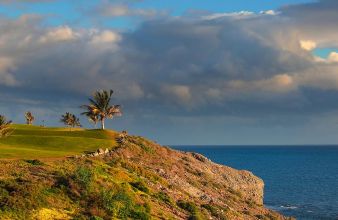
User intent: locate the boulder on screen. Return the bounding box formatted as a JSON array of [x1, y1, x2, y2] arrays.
[[191, 152, 209, 163], [97, 148, 105, 154]]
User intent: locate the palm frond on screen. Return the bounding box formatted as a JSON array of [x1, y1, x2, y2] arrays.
[[0, 115, 13, 138]]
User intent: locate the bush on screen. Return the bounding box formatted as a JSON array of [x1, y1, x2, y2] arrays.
[[154, 192, 173, 205], [130, 181, 149, 193], [130, 209, 151, 220], [177, 200, 203, 220], [202, 204, 228, 219], [24, 159, 44, 166], [177, 200, 198, 213], [100, 189, 133, 218], [89, 216, 104, 220], [73, 167, 93, 189]]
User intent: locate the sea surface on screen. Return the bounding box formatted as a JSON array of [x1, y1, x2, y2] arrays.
[[171, 145, 338, 220]]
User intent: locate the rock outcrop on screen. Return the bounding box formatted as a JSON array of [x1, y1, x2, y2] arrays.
[[104, 134, 290, 219]]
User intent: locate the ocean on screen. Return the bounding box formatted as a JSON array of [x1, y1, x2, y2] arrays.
[[171, 145, 338, 220]]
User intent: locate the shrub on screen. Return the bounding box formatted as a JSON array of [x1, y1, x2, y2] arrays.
[[154, 192, 173, 205], [73, 166, 93, 189], [100, 189, 133, 218], [202, 204, 228, 219], [130, 181, 149, 193], [177, 200, 203, 220], [177, 200, 198, 213], [24, 159, 44, 166], [130, 209, 151, 220], [90, 216, 104, 220], [228, 188, 242, 198], [99, 188, 151, 219]]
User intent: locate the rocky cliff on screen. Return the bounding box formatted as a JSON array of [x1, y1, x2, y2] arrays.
[[0, 133, 292, 219]]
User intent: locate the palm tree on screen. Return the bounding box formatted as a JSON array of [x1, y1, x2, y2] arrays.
[[60, 112, 81, 131], [81, 105, 99, 128], [25, 111, 35, 125], [81, 90, 121, 130], [0, 115, 13, 138]]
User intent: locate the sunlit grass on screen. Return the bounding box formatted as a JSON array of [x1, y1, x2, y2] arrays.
[[0, 124, 118, 159]]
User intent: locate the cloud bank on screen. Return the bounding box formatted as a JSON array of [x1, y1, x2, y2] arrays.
[[1, 0, 338, 144]]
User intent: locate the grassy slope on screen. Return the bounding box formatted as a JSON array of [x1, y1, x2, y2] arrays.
[[0, 124, 118, 159], [0, 125, 290, 219]]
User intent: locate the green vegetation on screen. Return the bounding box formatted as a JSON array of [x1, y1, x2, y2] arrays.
[[0, 159, 152, 219], [202, 204, 229, 220], [0, 124, 117, 159], [153, 192, 173, 205], [0, 115, 13, 138], [130, 181, 149, 193], [24, 159, 45, 166], [177, 200, 204, 220]]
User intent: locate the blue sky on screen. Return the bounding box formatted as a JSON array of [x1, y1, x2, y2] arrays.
[[0, 0, 315, 28], [1, 0, 338, 145]]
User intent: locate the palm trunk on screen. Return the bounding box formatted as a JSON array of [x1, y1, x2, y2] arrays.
[[101, 118, 105, 130]]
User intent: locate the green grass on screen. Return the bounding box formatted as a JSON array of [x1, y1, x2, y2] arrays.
[[0, 124, 118, 159]]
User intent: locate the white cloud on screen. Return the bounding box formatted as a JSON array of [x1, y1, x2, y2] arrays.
[[295, 65, 338, 90], [328, 52, 338, 63], [39, 26, 77, 43], [161, 85, 192, 106], [300, 40, 317, 51], [90, 30, 121, 44], [202, 11, 255, 20], [227, 74, 296, 94], [260, 10, 278, 15]]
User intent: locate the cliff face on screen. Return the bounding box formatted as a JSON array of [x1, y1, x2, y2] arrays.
[[115, 136, 264, 205], [101, 135, 287, 219], [0, 134, 291, 220]]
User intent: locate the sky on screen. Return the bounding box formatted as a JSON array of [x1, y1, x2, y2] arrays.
[[1, 0, 338, 145]]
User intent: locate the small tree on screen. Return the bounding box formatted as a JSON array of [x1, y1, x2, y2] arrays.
[[0, 115, 13, 138], [60, 112, 81, 131], [25, 111, 35, 125], [81, 90, 122, 130]]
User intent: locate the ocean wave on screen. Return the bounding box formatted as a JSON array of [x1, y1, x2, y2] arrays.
[[266, 204, 298, 211], [280, 205, 298, 210]]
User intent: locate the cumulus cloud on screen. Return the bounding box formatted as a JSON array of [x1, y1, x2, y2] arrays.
[[90, 30, 122, 44], [281, 0, 338, 48], [161, 85, 192, 106], [39, 26, 77, 43], [228, 74, 296, 94], [1, 0, 338, 126], [300, 40, 317, 51], [328, 52, 338, 63], [260, 10, 278, 15]]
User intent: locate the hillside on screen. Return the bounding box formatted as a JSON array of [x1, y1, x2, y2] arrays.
[[0, 125, 292, 219]]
